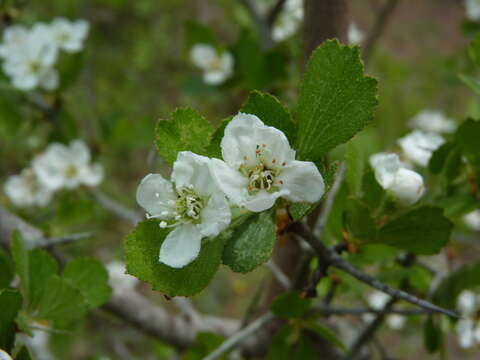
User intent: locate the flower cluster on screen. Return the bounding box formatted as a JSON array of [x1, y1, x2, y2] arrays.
[[0, 18, 89, 91], [272, 0, 303, 42], [137, 113, 325, 268], [4, 140, 103, 208], [190, 44, 234, 85], [456, 290, 480, 348]]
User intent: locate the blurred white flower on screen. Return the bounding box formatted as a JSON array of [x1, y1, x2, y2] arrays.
[[457, 290, 479, 316], [348, 23, 364, 45], [463, 209, 480, 231], [465, 0, 480, 21], [368, 291, 390, 310], [455, 290, 480, 349], [209, 113, 325, 212], [4, 168, 53, 207], [17, 328, 55, 360], [50, 18, 89, 53], [398, 130, 445, 167], [32, 140, 103, 191], [370, 152, 425, 206], [106, 261, 138, 293], [272, 0, 303, 42], [136, 151, 231, 268], [190, 44, 234, 85], [0, 349, 13, 360], [409, 109, 456, 134], [364, 291, 405, 330], [387, 314, 406, 330]]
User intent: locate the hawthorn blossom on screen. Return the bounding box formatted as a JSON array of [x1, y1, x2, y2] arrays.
[[4, 168, 53, 207], [398, 130, 445, 167], [0, 350, 12, 360], [136, 151, 231, 268], [456, 290, 480, 349], [370, 152, 425, 206], [272, 0, 303, 42], [465, 0, 480, 21], [348, 23, 364, 45], [409, 109, 456, 134], [463, 209, 480, 231], [50, 18, 89, 53], [209, 113, 325, 212], [32, 140, 103, 191], [190, 44, 234, 85]]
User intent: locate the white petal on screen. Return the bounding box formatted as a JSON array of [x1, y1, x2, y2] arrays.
[[204, 70, 227, 85], [12, 73, 38, 90], [387, 315, 405, 330], [368, 291, 390, 310], [198, 192, 231, 237], [369, 152, 401, 189], [457, 290, 478, 316], [243, 190, 286, 212], [254, 125, 296, 166], [457, 318, 475, 349], [0, 349, 13, 360], [159, 224, 202, 268], [32, 144, 70, 190], [463, 210, 480, 231], [388, 168, 425, 206], [190, 44, 217, 69], [80, 163, 104, 186], [409, 109, 456, 134], [171, 151, 215, 196], [39, 68, 59, 91], [136, 174, 176, 217], [69, 139, 91, 164], [277, 160, 325, 203], [398, 131, 444, 167], [209, 158, 249, 207]]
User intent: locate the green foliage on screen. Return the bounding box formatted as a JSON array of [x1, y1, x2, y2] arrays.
[[344, 199, 377, 242], [125, 220, 225, 296], [303, 322, 346, 352], [0, 248, 14, 289], [295, 40, 378, 160], [423, 316, 443, 354], [428, 142, 456, 174], [456, 118, 480, 176], [204, 117, 231, 159], [155, 108, 214, 164], [0, 289, 22, 352], [183, 332, 226, 360], [468, 32, 480, 67], [25, 249, 59, 311], [345, 140, 366, 197], [185, 21, 217, 49], [271, 292, 311, 319], [432, 262, 480, 309], [15, 346, 33, 360], [376, 206, 453, 255], [11, 231, 31, 301], [222, 211, 276, 273], [459, 74, 480, 96], [241, 90, 296, 143], [62, 258, 112, 310]]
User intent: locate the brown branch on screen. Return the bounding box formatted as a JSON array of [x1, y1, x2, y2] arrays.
[[266, 0, 287, 27]]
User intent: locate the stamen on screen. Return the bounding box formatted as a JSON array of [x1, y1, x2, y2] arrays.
[[159, 221, 167, 228]]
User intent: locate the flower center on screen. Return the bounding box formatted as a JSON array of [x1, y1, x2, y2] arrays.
[[175, 186, 204, 222], [65, 165, 78, 178]]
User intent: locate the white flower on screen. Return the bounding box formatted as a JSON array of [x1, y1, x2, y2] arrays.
[[106, 261, 138, 293], [387, 314, 406, 330], [465, 0, 480, 21], [464, 209, 480, 231], [370, 152, 425, 206], [457, 290, 479, 316], [348, 23, 364, 45], [136, 151, 231, 268], [272, 0, 303, 42], [49, 18, 89, 53], [0, 349, 13, 360], [409, 109, 456, 134], [456, 318, 480, 349], [4, 168, 53, 207], [368, 291, 390, 310], [32, 140, 103, 191], [209, 113, 325, 212], [190, 44, 234, 85], [398, 130, 445, 167]]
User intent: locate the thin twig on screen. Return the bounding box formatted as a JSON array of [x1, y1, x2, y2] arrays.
[[171, 297, 203, 327], [362, 0, 400, 65], [266, 0, 287, 27], [312, 305, 433, 316], [266, 260, 291, 290], [89, 189, 142, 225], [237, 0, 273, 49], [44, 232, 93, 247], [202, 312, 275, 360]]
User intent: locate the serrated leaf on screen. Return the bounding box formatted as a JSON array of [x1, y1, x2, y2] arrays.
[[376, 206, 453, 255], [361, 170, 384, 210], [0, 248, 14, 289], [295, 40, 378, 160], [271, 292, 311, 319], [36, 275, 88, 322], [0, 289, 22, 352], [26, 249, 58, 312], [11, 231, 30, 299], [304, 322, 346, 352], [125, 220, 224, 296], [241, 90, 296, 143], [222, 211, 276, 273], [204, 117, 232, 159], [423, 316, 443, 354], [155, 108, 214, 164], [62, 258, 112, 310], [456, 118, 480, 176]]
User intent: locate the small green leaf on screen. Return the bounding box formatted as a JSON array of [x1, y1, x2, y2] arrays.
[[222, 211, 276, 273], [155, 108, 214, 164], [456, 118, 480, 176], [304, 322, 346, 352], [376, 206, 453, 255], [344, 199, 377, 242], [0, 289, 22, 352], [361, 170, 384, 211], [26, 249, 58, 312], [459, 74, 480, 96], [36, 275, 88, 322], [423, 316, 443, 354], [267, 326, 294, 360], [428, 142, 456, 174], [271, 292, 311, 319], [345, 140, 366, 197], [62, 258, 112, 310], [125, 220, 225, 296], [0, 248, 14, 289], [296, 40, 378, 160], [241, 90, 296, 143], [468, 32, 480, 67], [15, 346, 33, 360], [204, 117, 232, 159]]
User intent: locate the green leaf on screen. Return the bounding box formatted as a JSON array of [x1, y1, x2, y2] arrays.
[[432, 262, 480, 309], [183, 332, 226, 360], [345, 140, 366, 197], [468, 32, 480, 67], [15, 346, 33, 360], [36, 275, 88, 322], [456, 118, 480, 176], [0, 289, 22, 352], [222, 211, 276, 273], [344, 199, 377, 242], [62, 258, 112, 310], [459, 74, 480, 96], [11, 230, 30, 299], [376, 206, 453, 255], [241, 90, 296, 143], [26, 250, 58, 312], [125, 220, 225, 296], [304, 322, 346, 352], [267, 326, 294, 360], [155, 108, 214, 164], [185, 21, 217, 49], [428, 142, 456, 174], [295, 40, 378, 160], [361, 170, 384, 211], [423, 316, 443, 354], [271, 292, 311, 319], [204, 117, 231, 159], [0, 248, 14, 289]]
